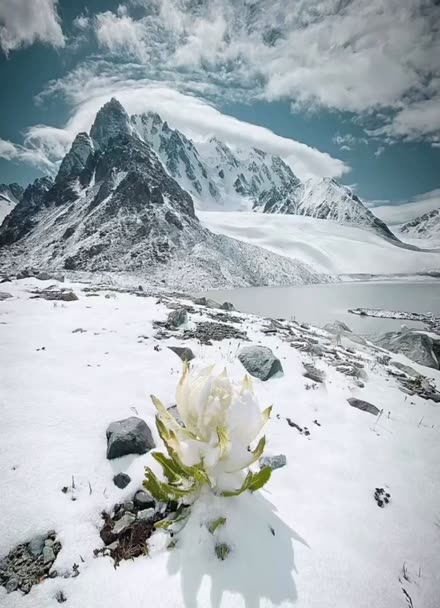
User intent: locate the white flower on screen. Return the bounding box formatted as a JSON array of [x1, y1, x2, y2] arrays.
[[151, 364, 271, 491]]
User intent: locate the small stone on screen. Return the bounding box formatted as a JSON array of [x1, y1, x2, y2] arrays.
[[220, 301, 235, 311], [124, 501, 135, 512], [5, 578, 18, 593], [106, 416, 155, 459], [168, 346, 195, 362], [20, 580, 32, 594], [113, 512, 136, 535], [167, 308, 188, 328], [45, 539, 54, 547], [259, 454, 287, 471], [49, 570, 58, 578], [28, 535, 45, 557], [133, 490, 155, 510], [137, 508, 155, 521], [348, 398, 380, 416], [43, 546, 55, 564], [113, 473, 131, 489], [56, 590, 67, 603], [302, 362, 325, 383], [0, 291, 13, 300]]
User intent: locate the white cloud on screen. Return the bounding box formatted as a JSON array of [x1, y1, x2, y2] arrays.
[[0, 137, 57, 173], [34, 71, 349, 180], [372, 189, 440, 225], [332, 133, 368, 151], [94, 11, 150, 62], [73, 15, 91, 31], [0, 0, 64, 54]]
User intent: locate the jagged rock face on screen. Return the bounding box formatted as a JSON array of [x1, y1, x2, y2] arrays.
[[0, 177, 53, 246], [255, 178, 399, 241], [56, 132, 93, 184], [400, 208, 440, 240], [0, 183, 24, 223], [90, 97, 132, 151]]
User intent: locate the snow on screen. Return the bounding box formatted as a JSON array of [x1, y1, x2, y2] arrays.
[[0, 192, 17, 223], [198, 211, 440, 276], [373, 195, 440, 226], [1, 278, 440, 608]]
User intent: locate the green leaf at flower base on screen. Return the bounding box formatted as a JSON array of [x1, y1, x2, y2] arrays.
[[152, 452, 182, 485], [208, 517, 227, 534], [220, 467, 272, 497], [143, 467, 196, 502]]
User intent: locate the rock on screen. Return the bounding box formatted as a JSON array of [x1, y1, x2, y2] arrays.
[[167, 308, 188, 327], [167, 405, 184, 426], [347, 398, 380, 416], [106, 416, 155, 459], [137, 508, 155, 521], [5, 578, 18, 593], [238, 345, 283, 381], [323, 320, 352, 334], [60, 291, 78, 302], [113, 512, 136, 535], [56, 590, 67, 603], [392, 361, 421, 377], [27, 536, 45, 557], [220, 301, 235, 311], [44, 539, 54, 547], [43, 546, 55, 564], [113, 473, 131, 489], [374, 330, 439, 370], [0, 291, 12, 300], [259, 454, 287, 470], [194, 297, 221, 308], [184, 321, 247, 344], [168, 346, 195, 361], [35, 271, 52, 280], [133, 490, 155, 510], [302, 362, 325, 383], [124, 501, 135, 513]]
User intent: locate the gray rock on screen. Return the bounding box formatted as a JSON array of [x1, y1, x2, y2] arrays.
[[259, 454, 287, 470], [392, 361, 422, 377], [137, 508, 155, 521], [133, 490, 155, 510], [303, 362, 325, 383], [113, 512, 136, 535], [238, 345, 283, 381], [194, 297, 221, 308], [113, 472, 131, 489], [374, 330, 439, 370], [220, 301, 235, 311], [28, 535, 45, 557], [36, 271, 52, 280], [43, 546, 55, 564], [0, 291, 12, 300], [168, 346, 195, 361], [167, 308, 188, 327], [5, 578, 18, 593], [106, 416, 155, 459], [123, 501, 135, 512], [44, 539, 54, 547], [323, 320, 352, 334], [347, 398, 380, 416]]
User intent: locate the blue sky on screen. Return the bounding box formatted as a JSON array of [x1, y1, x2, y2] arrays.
[[0, 0, 439, 208]]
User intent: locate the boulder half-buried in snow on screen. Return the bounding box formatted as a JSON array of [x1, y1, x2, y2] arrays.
[[238, 345, 283, 381], [106, 417, 155, 459], [347, 398, 380, 416]]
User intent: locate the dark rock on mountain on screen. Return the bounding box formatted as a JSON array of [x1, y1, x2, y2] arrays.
[[348, 398, 380, 416], [373, 330, 440, 370], [400, 207, 440, 241], [90, 97, 132, 151]]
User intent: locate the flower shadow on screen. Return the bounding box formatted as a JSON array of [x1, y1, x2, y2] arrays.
[[167, 491, 307, 608]]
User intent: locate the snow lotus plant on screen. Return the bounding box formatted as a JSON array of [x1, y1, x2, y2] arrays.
[[143, 363, 272, 505]]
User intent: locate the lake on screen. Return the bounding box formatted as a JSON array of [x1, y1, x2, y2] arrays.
[[201, 280, 440, 335]]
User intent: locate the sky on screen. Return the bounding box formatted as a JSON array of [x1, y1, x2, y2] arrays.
[[0, 0, 439, 212]]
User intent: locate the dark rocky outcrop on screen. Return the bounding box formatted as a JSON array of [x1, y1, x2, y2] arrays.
[[238, 345, 283, 381]]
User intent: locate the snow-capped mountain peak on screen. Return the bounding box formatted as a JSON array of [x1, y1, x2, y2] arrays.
[[90, 98, 134, 151], [0, 183, 24, 223], [400, 207, 440, 241]]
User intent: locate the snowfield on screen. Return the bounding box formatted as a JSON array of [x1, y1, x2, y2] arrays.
[[199, 211, 440, 276], [1, 278, 440, 608]]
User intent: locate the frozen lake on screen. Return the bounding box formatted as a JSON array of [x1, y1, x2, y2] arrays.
[[202, 280, 440, 335]]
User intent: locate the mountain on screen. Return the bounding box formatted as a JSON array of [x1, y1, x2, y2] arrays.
[[253, 177, 399, 241], [399, 208, 440, 241], [131, 112, 301, 211], [129, 111, 396, 240], [0, 99, 326, 290], [0, 183, 24, 223]]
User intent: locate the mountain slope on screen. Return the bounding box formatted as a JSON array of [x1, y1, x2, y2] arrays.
[[0, 183, 23, 223], [400, 208, 440, 241], [253, 177, 399, 241], [0, 99, 327, 290]]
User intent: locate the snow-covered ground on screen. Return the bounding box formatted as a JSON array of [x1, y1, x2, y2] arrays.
[[198, 211, 440, 276], [1, 277, 440, 608]]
